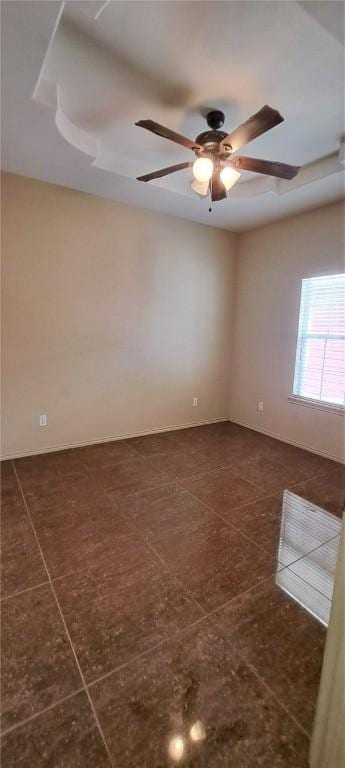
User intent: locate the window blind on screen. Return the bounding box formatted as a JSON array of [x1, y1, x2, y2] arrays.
[[293, 273, 345, 408]]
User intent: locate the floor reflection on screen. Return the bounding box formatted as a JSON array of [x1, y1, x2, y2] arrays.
[[168, 721, 206, 763], [167, 675, 207, 763], [276, 490, 342, 626]]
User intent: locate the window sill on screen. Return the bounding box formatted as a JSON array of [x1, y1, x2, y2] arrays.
[[288, 395, 345, 415]]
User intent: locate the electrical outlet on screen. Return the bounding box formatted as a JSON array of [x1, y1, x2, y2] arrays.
[[39, 414, 47, 427], [258, 401, 264, 412], [193, 397, 198, 407]]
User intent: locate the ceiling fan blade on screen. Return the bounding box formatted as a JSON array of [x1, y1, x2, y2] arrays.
[[137, 161, 192, 182], [135, 120, 202, 151], [211, 172, 227, 202], [220, 105, 284, 152], [229, 156, 300, 180]]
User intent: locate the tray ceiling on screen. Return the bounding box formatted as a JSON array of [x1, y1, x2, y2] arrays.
[[2, 0, 344, 231]]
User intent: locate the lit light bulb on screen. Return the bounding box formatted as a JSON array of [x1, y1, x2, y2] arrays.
[[193, 157, 213, 182], [168, 735, 185, 762], [191, 179, 209, 197], [220, 166, 241, 191]]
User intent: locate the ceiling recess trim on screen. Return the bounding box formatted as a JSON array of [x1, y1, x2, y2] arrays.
[[32, 6, 345, 202]]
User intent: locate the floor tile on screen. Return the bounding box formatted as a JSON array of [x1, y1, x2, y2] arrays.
[[222, 493, 282, 543], [193, 438, 260, 466], [90, 621, 310, 768], [150, 448, 224, 480], [1, 468, 47, 598], [3, 422, 337, 766], [182, 467, 264, 515], [29, 495, 137, 580], [22, 474, 106, 512], [1, 461, 18, 492], [77, 439, 139, 469], [94, 456, 170, 501], [279, 445, 335, 479], [224, 444, 335, 495], [14, 450, 85, 488], [1, 691, 111, 767], [290, 465, 345, 518], [173, 421, 247, 451], [117, 482, 214, 539], [54, 546, 202, 683], [225, 454, 303, 495], [217, 576, 326, 734], [152, 514, 274, 611], [225, 491, 342, 567], [126, 431, 186, 457], [1, 584, 82, 731]]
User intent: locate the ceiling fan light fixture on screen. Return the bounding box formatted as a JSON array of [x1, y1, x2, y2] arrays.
[[191, 179, 209, 197], [193, 157, 213, 182], [220, 166, 241, 191], [135, 106, 299, 203]]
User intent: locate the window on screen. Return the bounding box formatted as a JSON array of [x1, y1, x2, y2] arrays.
[[292, 273, 345, 409]]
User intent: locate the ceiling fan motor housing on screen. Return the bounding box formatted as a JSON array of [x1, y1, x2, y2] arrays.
[[194, 111, 231, 157], [194, 130, 231, 159]]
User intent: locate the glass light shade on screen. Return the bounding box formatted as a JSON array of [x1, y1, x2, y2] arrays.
[[191, 179, 209, 197], [193, 157, 213, 182], [220, 166, 241, 191]]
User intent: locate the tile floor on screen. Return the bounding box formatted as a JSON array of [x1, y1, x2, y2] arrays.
[[1, 421, 344, 767]]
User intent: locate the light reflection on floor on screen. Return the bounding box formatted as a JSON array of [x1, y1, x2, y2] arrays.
[[276, 490, 342, 626]]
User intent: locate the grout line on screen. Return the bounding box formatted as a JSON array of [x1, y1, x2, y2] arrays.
[[242, 657, 311, 740], [113, 439, 341, 612], [1, 579, 51, 603], [277, 531, 342, 576], [177, 482, 342, 577], [171, 478, 287, 568], [204, 581, 314, 741], [176, 481, 277, 552], [11, 455, 314, 744], [164, 438, 339, 491], [102, 477, 177, 502], [9, 429, 336, 748], [277, 534, 341, 602], [1, 687, 85, 737], [87, 574, 275, 690], [11, 462, 115, 767], [115, 449, 330, 738], [100, 482, 208, 619], [125, 439, 275, 510], [142, 537, 207, 617], [86, 635, 185, 690]]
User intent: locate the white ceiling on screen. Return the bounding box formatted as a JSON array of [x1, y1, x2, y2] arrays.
[[2, 0, 345, 231]]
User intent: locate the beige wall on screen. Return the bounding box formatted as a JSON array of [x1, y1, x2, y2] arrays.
[[2, 174, 344, 461], [1, 173, 236, 458], [230, 201, 345, 462]]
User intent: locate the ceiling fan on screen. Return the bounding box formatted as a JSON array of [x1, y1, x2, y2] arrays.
[[135, 106, 300, 207]]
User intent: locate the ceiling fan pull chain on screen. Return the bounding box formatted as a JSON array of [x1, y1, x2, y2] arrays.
[[209, 177, 213, 213]]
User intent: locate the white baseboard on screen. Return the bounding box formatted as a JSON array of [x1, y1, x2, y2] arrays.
[[230, 418, 344, 465], [3, 415, 343, 464], [1, 416, 229, 460]]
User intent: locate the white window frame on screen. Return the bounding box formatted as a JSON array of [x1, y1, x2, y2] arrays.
[[290, 274, 345, 414]]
